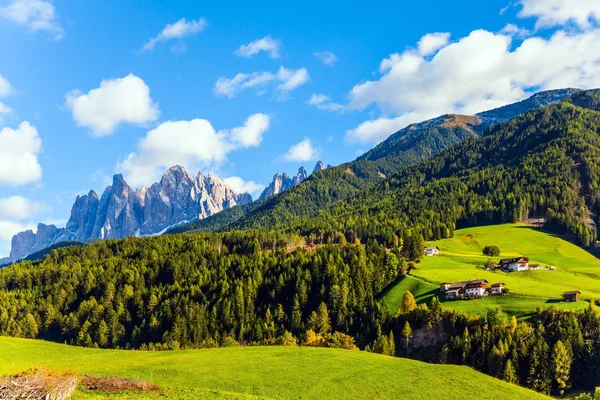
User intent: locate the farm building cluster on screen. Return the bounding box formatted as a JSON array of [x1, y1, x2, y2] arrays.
[[487, 256, 556, 272], [424, 245, 580, 302], [440, 279, 505, 300]]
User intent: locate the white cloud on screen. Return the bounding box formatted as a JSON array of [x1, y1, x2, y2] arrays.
[[314, 51, 337, 66], [229, 113, 270, 147], [65, 74, 159, 136], [0, 103, 12, 114], [214, 66, 309, 99], [118, 113, 271, 187], [345, 28, 600, 144], [345, 114, 425, 144], [235, 36, 281, 59], [0, 220, 34, 244], [0, 74, 13, 120], [276, 67, 309, 93], [518, 0, 600, 29], [309, 94, 344, 112], [223, 176, 264, 197], [142, 18, 207, 51], [283, 137, 319, 162], [214, 72, 274, 98], [417, 32, 450, 56], [0, 196, 49, 221], [0, 74, 12, 97], [0, 0, 64, 40], [499, 23, 531, 38], [0, 121, 42, 186]]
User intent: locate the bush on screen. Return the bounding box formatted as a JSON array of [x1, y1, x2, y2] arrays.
[[220, 335, 239, 347], [325, 332, 359, 350], [276, 331, 297, 346], [482, 245, 501, 257], [303, 329, 325, 347], [302, 329, 358, 350]]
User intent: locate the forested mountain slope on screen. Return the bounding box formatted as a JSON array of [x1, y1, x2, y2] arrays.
[[224, 92, 600, 249], [173, 89, 579, 235]]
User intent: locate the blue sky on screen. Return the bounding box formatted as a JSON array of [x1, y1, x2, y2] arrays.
[[0, 0, 599, 256]]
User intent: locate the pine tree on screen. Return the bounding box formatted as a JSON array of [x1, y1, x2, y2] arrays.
[[307, 311, 319, 332], [509, 315, 517, 335], [503, 359, 518, 384], [316, 303, 331, 334], [401, 321, 412, 350], [389, 330, 396, 356], [527, 333, 551, 394], [552, 340, 572, 395], [430, 296, 442, 321], [97, 320, 109, 347], [22, 313, 38, 339], [291, 298, 302, 332], [488, 344, 504, 378]]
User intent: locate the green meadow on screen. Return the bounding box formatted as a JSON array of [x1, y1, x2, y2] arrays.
[[383, 224, 598, 318], [0, 336, 548, 399]]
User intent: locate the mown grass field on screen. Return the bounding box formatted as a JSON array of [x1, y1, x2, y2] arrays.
[[383, 224, 598, 318], [0, 336, 549, 399]]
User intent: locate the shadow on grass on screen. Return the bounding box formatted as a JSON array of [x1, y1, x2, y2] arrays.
[[415, 289, 440, 303], [376, 275, 408, 300]]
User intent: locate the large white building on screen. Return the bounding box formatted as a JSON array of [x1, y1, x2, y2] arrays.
[[464, 280, 488, 297], [499, 257, 529, 272]]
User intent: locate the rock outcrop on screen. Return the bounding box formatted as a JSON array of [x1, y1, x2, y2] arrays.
[[259, 162, 328, 200], [312, 161, 325, 174], [6, 224, 62, 263]]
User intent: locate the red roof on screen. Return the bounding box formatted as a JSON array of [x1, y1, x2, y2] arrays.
[[499, 257, 529, 265], [465, 280, 488, 289]]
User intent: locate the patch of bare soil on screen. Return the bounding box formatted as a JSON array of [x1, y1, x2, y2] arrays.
[[0, 367, 78, 400], [441, 114, 481, 130], [411, 322, 449, 348], [524, 217, 546, 228], [80, 375, 159, 393]]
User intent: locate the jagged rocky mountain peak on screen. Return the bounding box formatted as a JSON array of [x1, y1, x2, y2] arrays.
[[292, 167, 308, 186], [312, 161, 325, 174], [259, 162, 329, 200], [3, 165, 253, 264], [111, 173, 129, 191]]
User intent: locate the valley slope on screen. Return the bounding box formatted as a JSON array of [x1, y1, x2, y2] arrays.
[[0, 337, 548, 400], [382, 224, 596, 319]]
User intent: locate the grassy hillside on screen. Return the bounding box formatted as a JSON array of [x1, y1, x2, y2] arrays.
[[383, 224, 598, 318], [0, 337, 549, 400]]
